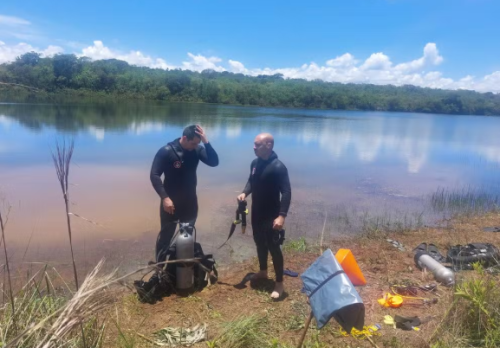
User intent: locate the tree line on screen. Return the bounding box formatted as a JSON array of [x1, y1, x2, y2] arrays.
[[1, 52, 499, 116]]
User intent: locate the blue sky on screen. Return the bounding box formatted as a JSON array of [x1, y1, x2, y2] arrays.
[[0, 0, 499, 92]]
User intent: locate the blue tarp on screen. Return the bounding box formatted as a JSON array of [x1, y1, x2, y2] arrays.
[[301, 249, 365, 331]]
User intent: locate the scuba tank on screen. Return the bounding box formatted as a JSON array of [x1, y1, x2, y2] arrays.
[[414, 252, 455, 287], [175, 223, 195, 294]]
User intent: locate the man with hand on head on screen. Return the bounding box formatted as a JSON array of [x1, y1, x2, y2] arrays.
[[150, 124, 219, 263], [237, 133, 292, 299]]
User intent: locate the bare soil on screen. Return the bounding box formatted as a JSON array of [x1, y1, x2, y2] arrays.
[[101, 212, 500, 348]]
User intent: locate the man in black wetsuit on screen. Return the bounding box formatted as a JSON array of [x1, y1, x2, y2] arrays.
[[237, 133, 291, 299], [150, 124, 219, 262]]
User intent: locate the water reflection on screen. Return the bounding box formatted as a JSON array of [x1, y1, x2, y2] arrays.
[[1, 102, 500, 253], [1, 102, 500, 173]]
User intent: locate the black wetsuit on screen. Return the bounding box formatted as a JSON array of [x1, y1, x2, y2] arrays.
[[242, 151, 292, 282], [150, 138, 219, 262]]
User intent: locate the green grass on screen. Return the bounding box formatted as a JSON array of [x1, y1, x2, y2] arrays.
[[431, 186, 500, 217], [208, 314, 270, 348], [359, 210, 425, 237], [283, 237, 308, 253], [431, 263, 500, 348], [0, 259, 118, 348], [0, 269, 105, 348]]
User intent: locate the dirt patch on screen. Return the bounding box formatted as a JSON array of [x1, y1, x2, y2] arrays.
[[101, 212, 500, 348]]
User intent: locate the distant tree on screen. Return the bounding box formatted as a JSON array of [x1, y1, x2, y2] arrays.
[[15, 52, 41, 66], [0, 55, 499, 115]]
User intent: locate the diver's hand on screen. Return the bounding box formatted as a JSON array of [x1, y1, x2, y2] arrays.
[[273, 216, 285, 230], [237, 193, 246, 202], [195, 125, 208, 144], [163, 197, 175, 214]]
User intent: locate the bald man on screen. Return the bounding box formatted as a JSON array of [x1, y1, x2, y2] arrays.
[[237, 133, 292, 299]]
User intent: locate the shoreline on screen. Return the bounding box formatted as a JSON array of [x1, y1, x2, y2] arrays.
[[2, 210, 500, 347], [1, 87, 500, 118]]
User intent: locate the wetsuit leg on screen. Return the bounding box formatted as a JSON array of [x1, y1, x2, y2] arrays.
[[176, 196, 198, 236], [156, 196, 199, 262], [156, 202, 178, 262], [253, 219, 284, 282], [253, 222, 269, 273]]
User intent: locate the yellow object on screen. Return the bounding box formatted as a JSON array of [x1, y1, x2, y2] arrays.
[[335, 249, 367, 286], [377, 293, 403, 308], [340, 325, 381, 339], [383, 315, 396, 328]]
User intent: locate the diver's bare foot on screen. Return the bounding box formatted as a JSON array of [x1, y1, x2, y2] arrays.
[[271, 282, 284, 299], [252, 270, 268, 280]]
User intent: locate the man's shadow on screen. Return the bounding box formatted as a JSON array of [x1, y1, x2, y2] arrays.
[[233, 272, 288, 301]]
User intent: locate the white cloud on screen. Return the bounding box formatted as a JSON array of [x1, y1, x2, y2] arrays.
[[228, 60, 247, 74], [79, 42, 226, 71], [80, 40, 174, 69], [0, 41, 63, 64], [0, 38, 500, 93], [465, 71, 500, 93], [0, 14, 40, 41], [42, 45, 64, 56], [326, 53, 357, 68], [395, 43, 443, 72], [361, 52, 392, 70], [223, 43, 500, 93], [0, 15, 30, 26], [182, 53, 225, 72]]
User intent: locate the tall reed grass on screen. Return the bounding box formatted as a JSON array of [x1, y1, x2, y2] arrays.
[[431, 186, 500, 217], [51, 140, 79, 291]]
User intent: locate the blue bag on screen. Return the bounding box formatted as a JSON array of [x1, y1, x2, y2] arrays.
[[300, 249, 365, 331]]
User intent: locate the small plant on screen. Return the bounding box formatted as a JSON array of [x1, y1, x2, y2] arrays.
[[209, 310, 222, 319], [206, 340, 217, 348], [283, 237, 307, 253], [115, 320, 137, 348], [268, 338, 293, 348], [304, 330, 328, 348], [431, 263, 500, 347], [285, 315, 305, 331], [211, 314, 269, 348]]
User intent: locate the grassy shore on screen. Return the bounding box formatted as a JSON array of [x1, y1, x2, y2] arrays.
[[1, 209, 500, 348]]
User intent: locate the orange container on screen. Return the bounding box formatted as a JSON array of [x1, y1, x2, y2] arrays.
[[335, 249, 367, 286]]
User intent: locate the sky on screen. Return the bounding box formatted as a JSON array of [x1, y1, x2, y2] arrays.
[[0, 0, 499, 92]]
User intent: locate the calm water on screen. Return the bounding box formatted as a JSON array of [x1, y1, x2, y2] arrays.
[[1, 102, 500, 266]]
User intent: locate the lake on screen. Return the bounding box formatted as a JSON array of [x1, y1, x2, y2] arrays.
[[1, 102, 500, 268]]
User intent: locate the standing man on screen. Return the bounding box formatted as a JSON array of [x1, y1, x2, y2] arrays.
[[237, 133, 292, 299], [150, 124, 219, 262]]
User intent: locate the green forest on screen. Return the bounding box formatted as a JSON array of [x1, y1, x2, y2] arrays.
[[1, 52, 499, 116]]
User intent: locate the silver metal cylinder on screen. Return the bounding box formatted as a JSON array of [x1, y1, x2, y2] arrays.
[[415, 252, 455, 286], [175, 226, 194, 291]]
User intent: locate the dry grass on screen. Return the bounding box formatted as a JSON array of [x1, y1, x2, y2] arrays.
[[51, 139, 79, 291], [1, 259, 120, 348], [99, 211, 500, 348], [0, 203, 16, 330]]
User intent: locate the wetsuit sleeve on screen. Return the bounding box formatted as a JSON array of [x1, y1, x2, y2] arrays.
[[242, 161, 253, 196], [198, 142, 219, 167], [277, 164, 291, 217], [150, 147, 169, 200]]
